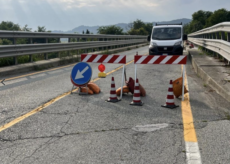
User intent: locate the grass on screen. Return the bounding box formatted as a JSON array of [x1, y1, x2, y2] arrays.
[[225, 112, 230, 120], [203, 84, 207, 87]]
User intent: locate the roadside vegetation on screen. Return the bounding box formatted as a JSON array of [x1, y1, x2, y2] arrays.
[[183, 8, 230, 34]]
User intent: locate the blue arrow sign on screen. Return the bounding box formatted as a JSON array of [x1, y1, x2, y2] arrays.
[[71, 62, 92, 86]]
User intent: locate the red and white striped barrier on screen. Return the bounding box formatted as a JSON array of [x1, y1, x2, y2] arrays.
[[134, 55, 187, 64], [81, 54, 126, 64]]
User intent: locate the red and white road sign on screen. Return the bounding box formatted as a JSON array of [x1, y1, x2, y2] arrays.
[[81, 54, 126, 64], [134, 55, 187, 64]]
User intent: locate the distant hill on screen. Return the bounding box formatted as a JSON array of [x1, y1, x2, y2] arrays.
[[52, 18, 191, 34]]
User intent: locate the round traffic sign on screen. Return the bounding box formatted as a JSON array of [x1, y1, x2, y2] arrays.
[[71, 62, 92, 87]]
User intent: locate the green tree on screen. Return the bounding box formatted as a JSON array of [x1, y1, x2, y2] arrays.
[[0, 21, 21, 31], [127, 19, 152, 35], [82, 30, 85, 34], [35, 26, 46, 32], [22, 24, 32, 31], [97, 25, 123, 35], [86, 29, 90, 34], [192, 10, 213, 27], [128, 27, 148, 35], [0, 39, 12, 45], [205, 8, 230, 27]]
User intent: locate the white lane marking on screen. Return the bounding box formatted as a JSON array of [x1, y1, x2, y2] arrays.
[[30, 73, 46, 79], [64, 67, 72, 70], [5, 78, 27, 85], [48, 70, 63, 74], [186, 142, 202, 164], [132, 123, 168, 132]]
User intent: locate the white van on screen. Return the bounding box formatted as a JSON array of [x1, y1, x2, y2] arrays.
[[147, 23, 187, 55]]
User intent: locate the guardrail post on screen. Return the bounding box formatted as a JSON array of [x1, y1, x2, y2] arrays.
[[227, 32, 230, 42], [29, 38, 33, 62], [216, 32, 220, 39], [221, 32, 225, 40], [67, 38, 70, 56], [14, 57, 18, 65], [13, 38, 17, 44], [44, 38, 48, 60]]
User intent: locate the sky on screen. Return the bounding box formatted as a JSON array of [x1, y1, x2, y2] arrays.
[[0, 0, 230, 31]]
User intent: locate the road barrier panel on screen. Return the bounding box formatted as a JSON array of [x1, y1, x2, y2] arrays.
[[81, 54, 126, 100], [134, 54, 187, 101]]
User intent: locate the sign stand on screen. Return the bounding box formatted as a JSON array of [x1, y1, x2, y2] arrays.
[[120, 65, 125, 100], [182, 65, 185, 101]]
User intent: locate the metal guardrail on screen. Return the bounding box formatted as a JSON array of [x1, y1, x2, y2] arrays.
[[188, 22, 230, 36], [188, 38, 230, 61], [0, 30, 146, 39], [0, 39, 146, 58], [188, 22, 230, 62], [0, 30, 148, 65]]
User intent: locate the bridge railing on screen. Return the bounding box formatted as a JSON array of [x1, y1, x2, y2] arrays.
[[188, 22, 230, 63], [0, 30, 147, 65]]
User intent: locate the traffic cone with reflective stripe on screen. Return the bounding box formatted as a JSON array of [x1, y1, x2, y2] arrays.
[[107, 77, 120, 102], [130, 78, 143, 106], [161, 80, 179, 109]]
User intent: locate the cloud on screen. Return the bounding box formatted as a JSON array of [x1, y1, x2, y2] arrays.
[[0, 0, 230, 31], [46, 0, 159, 9]]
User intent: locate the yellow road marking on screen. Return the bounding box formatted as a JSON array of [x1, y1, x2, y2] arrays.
[[0, 59, 135, 133], [181, 65, 198, 142]]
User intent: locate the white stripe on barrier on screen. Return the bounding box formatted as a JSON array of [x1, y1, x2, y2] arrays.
[[148, 56, 159, 64], [133, 97, 141, 101], [168, 84, 173, 88], [134, 90, 140, 93], [111, 81, 115, 84], [161, 56, 172, 64], [111, 88, 116, 91], [82, 55, 92, 62], [104, 55, 113, 63], [110, 94, 117, 97], [93, 55, 102, 62], [167, 92, 174, 95], [114, 55, 124, 63], [173, 56, 185, 64], [136, 56, 147, 64], [166, 99, 174, 103]]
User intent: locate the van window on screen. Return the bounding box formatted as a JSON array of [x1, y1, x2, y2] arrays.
[[152, 27, 181, 40]]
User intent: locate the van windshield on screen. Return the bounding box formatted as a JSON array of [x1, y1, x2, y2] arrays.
[[152, 27, 181, 40]]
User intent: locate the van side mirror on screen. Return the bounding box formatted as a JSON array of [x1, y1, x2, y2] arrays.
[[183, 34, 187, 41], [147, 35, 150, 42]]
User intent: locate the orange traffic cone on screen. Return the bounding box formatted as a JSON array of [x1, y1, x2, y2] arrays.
[[130, 78, 143, 106], [161, 80, 179, 109], [107, 77, 120, 103]]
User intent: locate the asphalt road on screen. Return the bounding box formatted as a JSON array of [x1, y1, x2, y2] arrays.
[[0, 46, 229, 164]]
